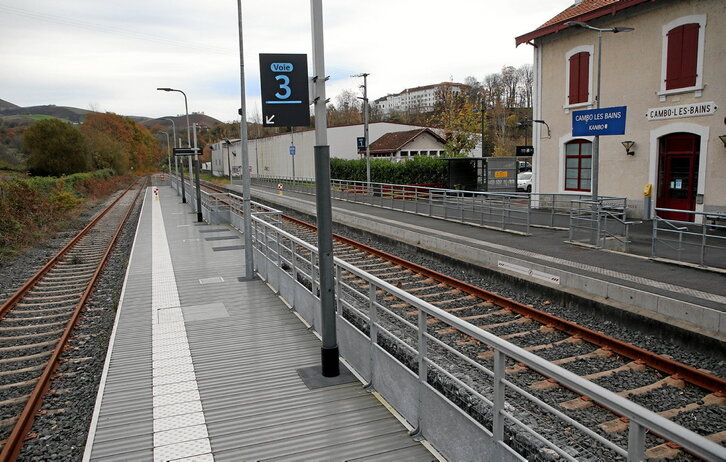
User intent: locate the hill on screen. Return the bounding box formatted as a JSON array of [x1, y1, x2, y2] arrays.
[[0, 99, 222, 128]]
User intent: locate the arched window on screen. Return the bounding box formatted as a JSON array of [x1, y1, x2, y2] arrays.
[[565, 139, 592, 192]]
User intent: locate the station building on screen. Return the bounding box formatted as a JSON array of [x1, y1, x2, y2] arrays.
[[209, 122, 437, 179], [516, 0, 725, 221]]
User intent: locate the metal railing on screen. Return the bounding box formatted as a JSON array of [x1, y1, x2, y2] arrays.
[[652, 209, 726, 269], [252, 175, 532, 235], [246, 207, 724, 462], [568, 199, 638, 251]]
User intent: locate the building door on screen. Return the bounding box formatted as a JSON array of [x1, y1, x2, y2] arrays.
[[657, 133, 700, 221]]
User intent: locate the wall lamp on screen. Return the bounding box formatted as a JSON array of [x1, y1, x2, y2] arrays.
[[622, 140, 635, 156], [719, 135, 726, 148]]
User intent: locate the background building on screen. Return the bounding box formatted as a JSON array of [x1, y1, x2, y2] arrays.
[[373, 82, 468, 116], [516, 0, 725, 221], [209, 122, 432, 179]]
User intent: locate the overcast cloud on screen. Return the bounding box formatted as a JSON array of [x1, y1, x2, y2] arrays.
[[0, 1, 573, 123]]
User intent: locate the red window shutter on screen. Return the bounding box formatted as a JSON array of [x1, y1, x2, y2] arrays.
[[666, 23, 699, 90], [578, 52, 590, 103], [569, 52, 589, 105]]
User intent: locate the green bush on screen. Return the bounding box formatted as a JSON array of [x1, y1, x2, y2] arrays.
[[330, 156, 446, 185], [0, 169, 117, 253]]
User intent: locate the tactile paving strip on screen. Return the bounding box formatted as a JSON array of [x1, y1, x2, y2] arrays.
[[151, 195, 213, 461]]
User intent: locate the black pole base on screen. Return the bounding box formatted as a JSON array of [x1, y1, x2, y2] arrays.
[[197, 212, 203, 223], [182, 197, 187, 203], [321, 346, 340, 377]]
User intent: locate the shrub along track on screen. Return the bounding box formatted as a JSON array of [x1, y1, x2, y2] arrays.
[[273, 213, 725, 460], [0, 178, 145, 461]]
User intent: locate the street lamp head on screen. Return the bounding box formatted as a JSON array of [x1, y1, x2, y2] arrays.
[[565, 21, 634, 33], [157, 87, 173, 92]]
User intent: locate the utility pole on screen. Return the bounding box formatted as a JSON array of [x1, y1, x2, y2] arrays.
[[193, 123, 202, 223], [237, 0, 254, 279], [352, 73, 370, 191], [311, 0, 339, 377]]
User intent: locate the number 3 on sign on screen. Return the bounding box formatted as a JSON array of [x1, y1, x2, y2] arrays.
[[275, 75, 291, 100]]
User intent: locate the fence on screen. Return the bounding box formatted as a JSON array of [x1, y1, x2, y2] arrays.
[[568, 199, 639, 251], [652, 209, 726, 269]]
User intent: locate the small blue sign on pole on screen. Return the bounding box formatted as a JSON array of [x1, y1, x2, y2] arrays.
[[289, 145, 296, 156], [356, 137, 366, 150], [572, 106, 627, 136]]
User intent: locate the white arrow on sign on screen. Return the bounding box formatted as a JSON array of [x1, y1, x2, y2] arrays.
[[265, 114, 276, 124]]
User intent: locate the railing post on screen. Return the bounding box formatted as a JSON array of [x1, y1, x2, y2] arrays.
[[410, 306, 428, 438], [627, 420, 646, 462], [700, 222, 707, 267], [651, 216, 658, 258], [493, 350, 505, 446], [364, 281, 377, 389]]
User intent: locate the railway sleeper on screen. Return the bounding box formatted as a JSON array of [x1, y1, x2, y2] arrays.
[[599, 393, 726, 433], [0, 338, 58, 354], [3, 311, 73, 322], [15, 298, 81, 309], [0, 363, 45, 378], [560, 376, 686, 410], [0, 377, 40, 391], [21, 292, 84, 303], [0, 320, 67, 331], [0, 350, 52, 365], [0, 328, 65, 342], [646, 430, 726, 459], [531, 360, 644, 390], [437, 316, 533, 336]]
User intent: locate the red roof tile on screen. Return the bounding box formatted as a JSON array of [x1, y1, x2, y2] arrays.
[[515, 0, 652, 46], [368, 128, 446, 154]]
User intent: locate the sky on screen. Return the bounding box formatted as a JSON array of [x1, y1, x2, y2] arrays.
[[0, 0, 574, 124]]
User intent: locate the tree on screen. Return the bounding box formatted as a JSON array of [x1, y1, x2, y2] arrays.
[[25, 118, 90, 176], [81, 113, 163, 172], [429, 87, 480, 156]]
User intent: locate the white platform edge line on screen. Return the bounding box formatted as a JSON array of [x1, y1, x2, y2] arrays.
[[82, 187, 148, 462]]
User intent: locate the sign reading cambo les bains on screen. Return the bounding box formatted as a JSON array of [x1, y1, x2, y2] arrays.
[[572, 106, 627, 136], [646, 101, 717, 121]]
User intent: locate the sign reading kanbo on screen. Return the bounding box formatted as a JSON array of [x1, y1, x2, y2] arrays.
[[572, 106, 627, 136]]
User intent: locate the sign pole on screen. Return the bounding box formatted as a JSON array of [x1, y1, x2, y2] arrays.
[[311, 0, 339, 377], [193, 124, 203, 222], [237, 0, 254, 280]]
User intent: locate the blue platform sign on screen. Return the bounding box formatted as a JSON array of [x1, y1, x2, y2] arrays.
[[289, 145, 296, 156], [572, 106, 627, 136]]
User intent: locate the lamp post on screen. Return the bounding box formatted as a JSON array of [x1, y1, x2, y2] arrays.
[[352, 73, 370, 191], [564, 21, 634, 205], [474, 98, 489, 157], [224, 138, 232, 183], [157, 88, 192, 203], [160, 130, 171, 173], [162, 118, 178, 178]]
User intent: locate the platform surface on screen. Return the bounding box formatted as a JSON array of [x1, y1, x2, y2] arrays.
[[83, 186, 434, 462]]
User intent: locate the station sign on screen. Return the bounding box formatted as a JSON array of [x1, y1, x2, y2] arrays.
[[572, 106, 627, 136], [357, 137, 366, 150], [289, 145, 296, 156], [259, 53, 310, 127], [516, 145, 534, 156], [173, 147, 200, 156]]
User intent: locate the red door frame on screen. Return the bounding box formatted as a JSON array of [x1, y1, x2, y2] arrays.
[[656, 133, 700, 222]]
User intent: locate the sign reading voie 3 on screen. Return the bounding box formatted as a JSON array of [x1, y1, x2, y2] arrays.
[[572, 106, 627, 136], [259, 53, 310, 127]]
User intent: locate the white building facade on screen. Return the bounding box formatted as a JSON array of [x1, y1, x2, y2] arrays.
[[516, 0, 726, 221], [374, 82, 468, 116], [209, 122, 430, 179]]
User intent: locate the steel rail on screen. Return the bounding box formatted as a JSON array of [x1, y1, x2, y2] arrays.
[[0, 179, 145, 461], [0, 180, 137, 320]]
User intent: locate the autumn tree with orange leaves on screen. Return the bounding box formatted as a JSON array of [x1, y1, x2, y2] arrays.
[[81, 113, 163, 174]]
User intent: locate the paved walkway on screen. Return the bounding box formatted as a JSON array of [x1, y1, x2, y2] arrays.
[[83, 185, 435, 462]]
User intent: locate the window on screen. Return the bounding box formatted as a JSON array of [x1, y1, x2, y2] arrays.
[[568, 51, 590, 105], [660, 15, 706, 98], [665, 23, 699, 90], [564, 139, 592, 192]]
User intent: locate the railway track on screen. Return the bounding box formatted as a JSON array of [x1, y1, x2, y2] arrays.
[[195, 179, 726, 458], [0, 179, 144, 461]]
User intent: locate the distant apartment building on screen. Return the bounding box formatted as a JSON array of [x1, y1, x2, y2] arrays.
[[373, 82, 469, 116]]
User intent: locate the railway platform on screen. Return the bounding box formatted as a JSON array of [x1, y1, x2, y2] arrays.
[[240, 184, 726, 341], [83, 186, 436, 461]]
